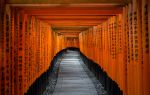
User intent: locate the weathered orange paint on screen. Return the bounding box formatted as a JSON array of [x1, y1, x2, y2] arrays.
[[0, 0, 150, 95]]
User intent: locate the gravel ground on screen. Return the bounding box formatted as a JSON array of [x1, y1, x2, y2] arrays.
[[80, 58, 107, 95], [42, 58, 62, 95], [42, 50, 107, 95]]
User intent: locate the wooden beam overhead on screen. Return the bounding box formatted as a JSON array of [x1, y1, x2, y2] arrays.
[[58, 32, 80, 34], [63, 35, 79, 37], [7, 0, 126, 35], [8, 0, 130, 5], [55, 30, 82, 33], [36, 15, 111, 20], [50, 23, 101, 26], [42, 19, 106, 26], [44, 21, 104, 27], [22, 8, 122, 15], [53, 26, 91, 29], [41, 19, 107, 22], [53, 26, 90, 30], [12, 6, 123, 10]]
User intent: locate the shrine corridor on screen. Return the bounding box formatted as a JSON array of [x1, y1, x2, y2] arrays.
[[0, 0, 150, 95], [51, 50, 102, 95]]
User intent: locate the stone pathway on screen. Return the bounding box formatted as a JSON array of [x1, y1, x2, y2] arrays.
[[43, 50, 107, 95]]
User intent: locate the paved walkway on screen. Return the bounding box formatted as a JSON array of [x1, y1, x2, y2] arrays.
[[52, 50, 98, 95]]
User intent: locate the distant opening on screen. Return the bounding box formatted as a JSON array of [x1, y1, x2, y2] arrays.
[[66, 47, 80, 51]]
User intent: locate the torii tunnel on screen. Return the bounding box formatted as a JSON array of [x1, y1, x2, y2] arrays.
[[0, 0, 150, 95]]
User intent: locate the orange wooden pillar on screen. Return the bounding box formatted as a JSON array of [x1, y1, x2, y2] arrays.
[[0, 5, 1, 95], [99, 25, 103, 69], [0, 1, 3, 93], [3, 6, 13, 95], [93, 26, 98, 62], [24, 15, 30, 93], [123, 4, 134, 95], [112, 16, 117, 81], [115, 14, 127, 95], [13, 11, 19, 95], [17, 12, 26, 95], [132, 0, 143, 95], [13, 11, 25, 95], [102, 23, 105, 71], [148, 0, 150, 94], [30, 16, 34, 87], [128, 3, 136, 95], [102, 23, 106, 70], [103, 23, 109, 73], [149, 0, 150, 81], [122, 8, 128, 95], [142, 0, 150, 95], [9, 9, 15, 95], [118, 14, 124, 87], [0, 5, 5, 95], [91, 28, 95, 61], [107, 19, 112, 77], [120, 10, 128, 95], [108, 17, 115, 80], [95, 26, 99, 66], [0, 47, 1, 95], [115, 15, 119, 84]]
